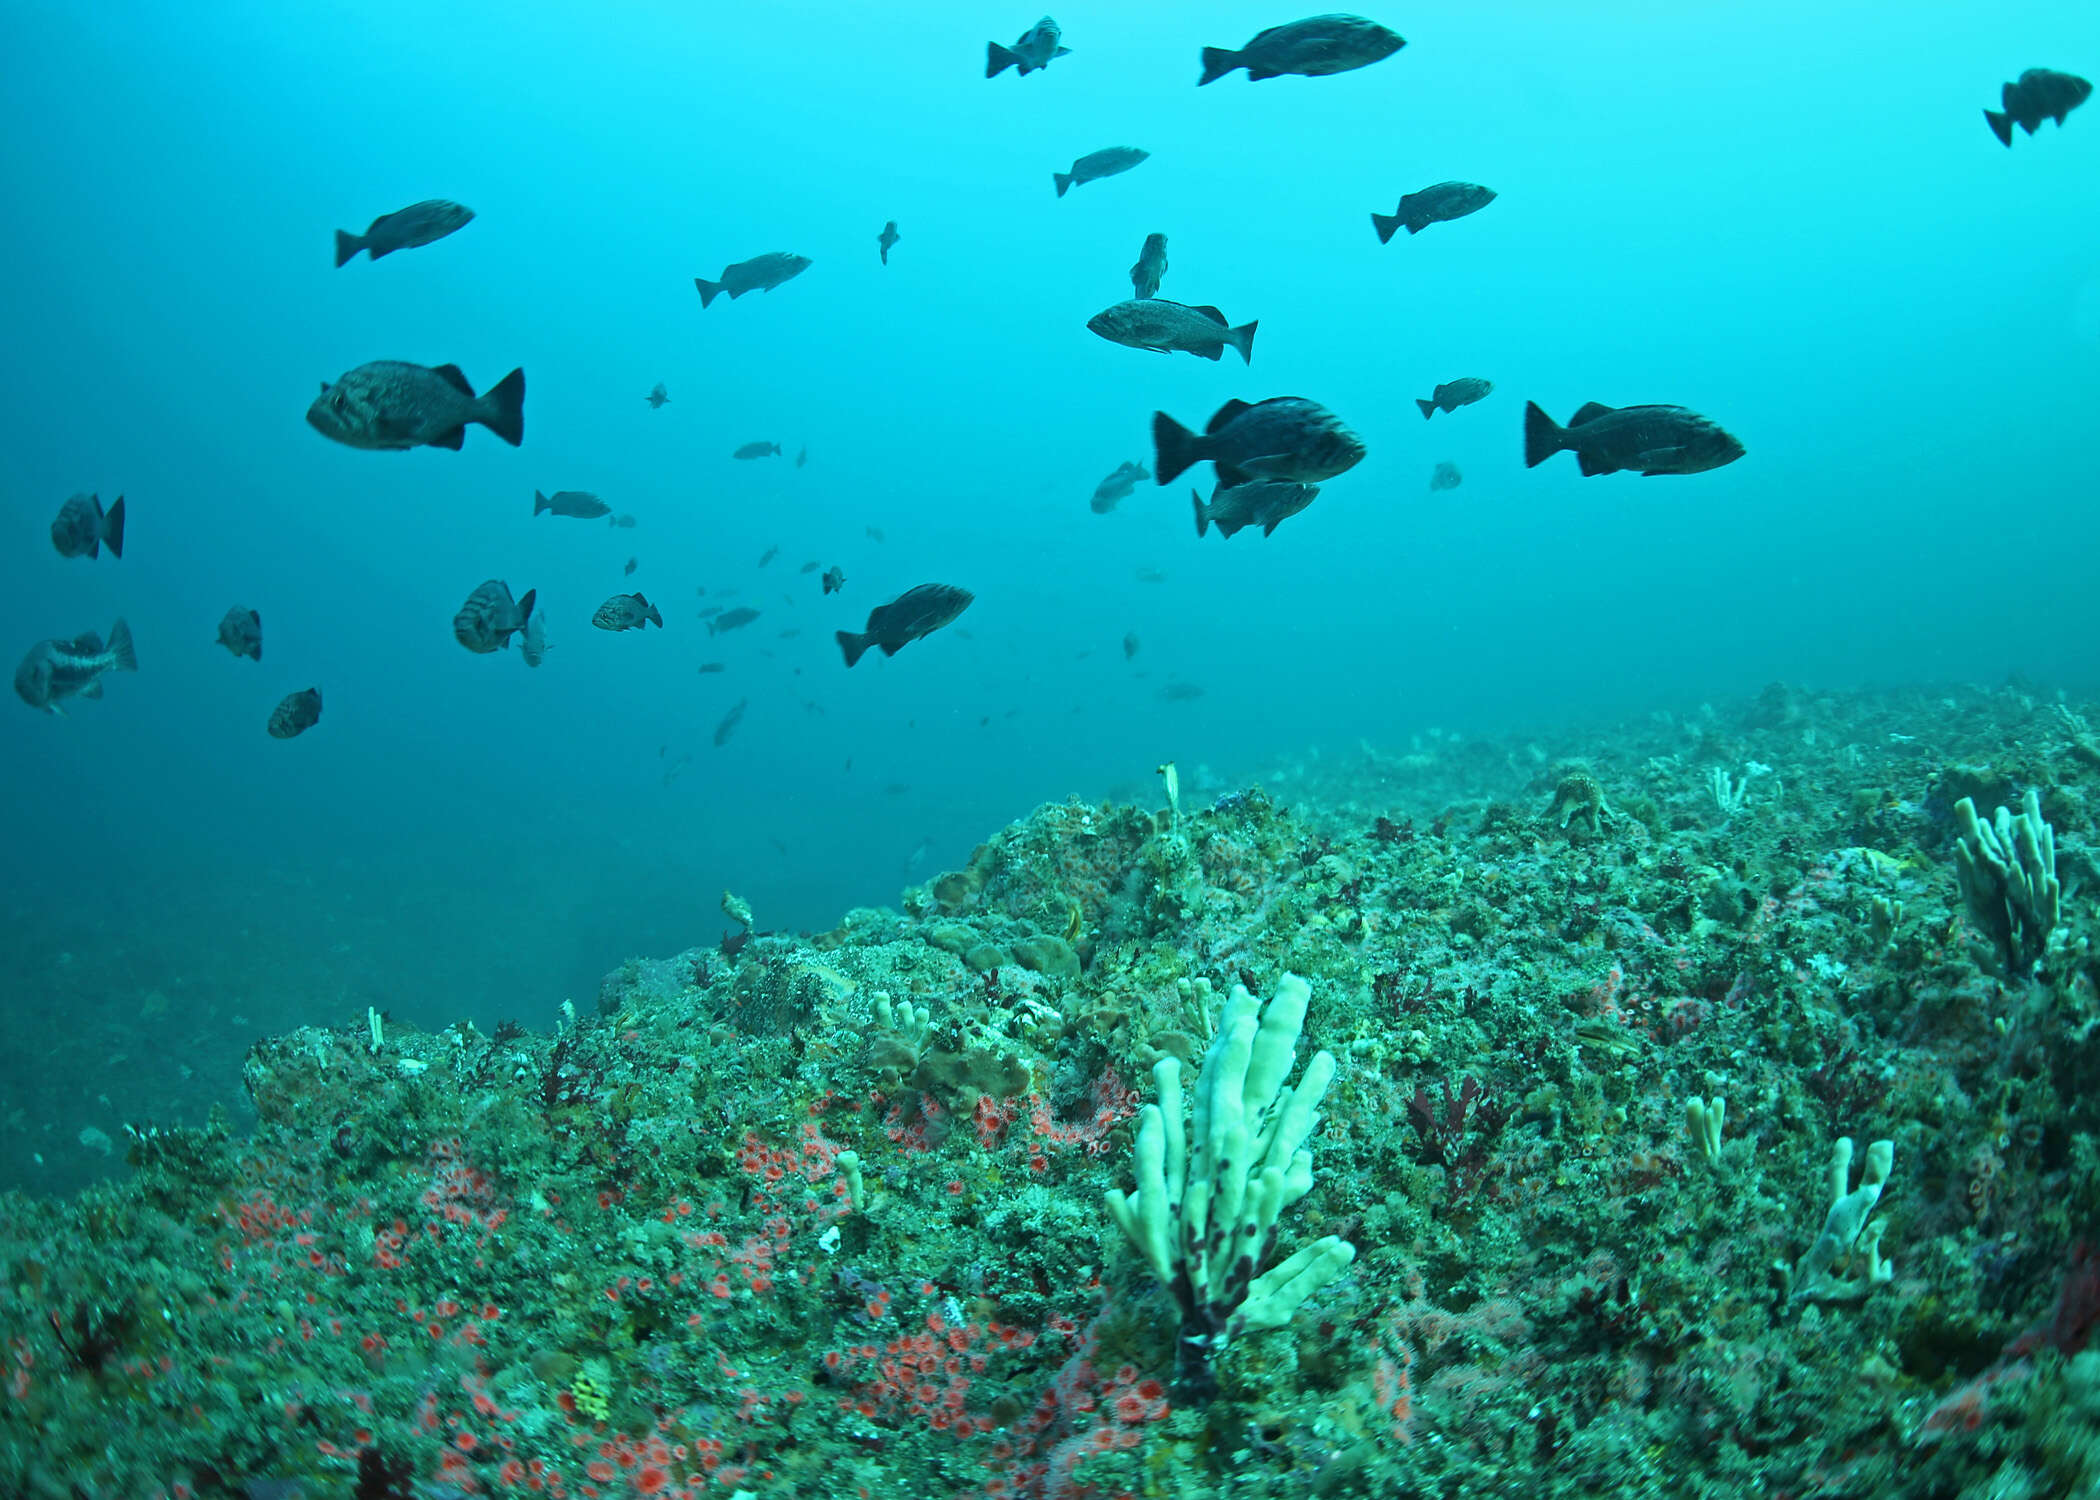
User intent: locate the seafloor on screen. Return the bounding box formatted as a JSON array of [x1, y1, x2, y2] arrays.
[[3, 682, 2097, 1500]]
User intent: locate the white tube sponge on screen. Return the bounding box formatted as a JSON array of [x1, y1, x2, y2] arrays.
[[1791, 1135, 1896, 1303], [1952, 790, 2061, 972]]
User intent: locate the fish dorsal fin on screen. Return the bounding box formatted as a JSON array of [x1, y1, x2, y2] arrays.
[[68, 633, 103, 654], [430, 363, 475, 396], [1570, 401, 1615, 425], [1191, 304, 1228, 325], [1205, 399, 1254, 433]]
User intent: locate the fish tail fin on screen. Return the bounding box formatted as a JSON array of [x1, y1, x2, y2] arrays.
[[1370, 212, 1401, 245], [1198, 47, 1239, 85], [333, 230, 361, 267], [106, 618, 137, 673], [517, 589, 537, 630], [836, 630, 872, 668], [479, 368, 526, 447], [1416, 398, 1437, 419], [1231, 320, 1257, 364], [1985, 108, 2014, 146], [1054, 171, 1073, 197], [247, 636, 261, 663], [1522, 401, 1564, 468], [986, 40, 1018, 76], [1191, 489, 1210, 538], [534, 490, 550, 515], [694, 277, 724, 307], [1151, 411, 1202, 484], [102, 495, 125, 557]]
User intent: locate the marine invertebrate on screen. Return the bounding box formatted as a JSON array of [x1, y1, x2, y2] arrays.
[[1790, 1136, 1895, 1303], [1951, 790, 2060, 974]]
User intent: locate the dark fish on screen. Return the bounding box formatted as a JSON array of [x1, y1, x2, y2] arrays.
[[713, 699, 748, 747], [1199, 14, 1404, 84], [520, 600, 550, 667], [308, 362, 524, 450], [865, 526, 885, 542], [735, 442, 783, 460], [709, 607, 762, 636], [1986, 68, 2091, 146], [267, 688, 322, 739], [796, 446, 809, 469], [1135, 567, 1168, 583], [822, 566, 846, 595], [1123, 632, 1140, 660], [453, 580, 536, 654], [215, 607, 261, 662], [1523, 401, 1745, 477], [13, 620, 136, 715], [1429, 461, 1462, 492], [836, 584, 973, 667], [610, 514, 637, 529], [646, 383, 670, 409], [1130, 233, 1168, 299], [1153, 397, 1366, 487], [778, 628, 800, 639], [694, 252, 812, 308], [333, 200, 473, 267], [624, 557, 638, 576], [698, 662, 727, 674], [1055, 147, 1148, 198], [1158, 681, 1205, 702], [49, 493, 125, 560], [593, 593, 662, 631], [988, 15, 1071, 76], [535, 489, 611, 519], [799, 561, 820, 574], [759, 546, 779, 568], [878, 221, 900, 265], [1092, 460, 1150, 514], [1417, 378, 1493, 419], [1088, 300, 1256, 363], [699, 606, 724, 619], [1372, 182, 1496, 242], [1191, 478, 1320, 539]]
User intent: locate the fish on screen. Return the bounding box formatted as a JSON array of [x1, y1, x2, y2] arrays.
[[593, 593, 663, 631], [49, 493, 125, 560], [865, 526, 885, 542], [1055, 147, 1148, 198], [610, 514, 637, 529], [1416, 378, 1493, 420], [713, 699, 748, 747], [694, 252, 812, 308], [1153, 397, 1366, 487], [836, 584, 974, 667], [989, 15, 1071, 76], [1199, 14, 1405, 84], [1087, 300, 1256, 364], [799, 561, 820, 574], [735, 442, 783, 460], [1191, 478, 1321, 539], [1091, 460, 1150, 514], [698, 662, 727, 674], [646, 383, 670, 409], [333, 199, 473, 267], [1135, 567, 1168, 583], [709, 607, 762, 636], [520, 600, 550, 667], [535, 489, 611, 520], [308, 362, 524, 451], [1123, 632, 1140, 660], [215, 607, 262, 662], [14, 621, 136, 715], [453, 580, 537, 654], [759, 546, 779, 568], [1522, 401, 1745, 477], [1157, 681, 1205, 702], [778, 628, 801, 639], [1986, 68, 2091, 146], [1429, 461, 1462, 492], [796, 446, 809, 469], [1130, 233, 1168, 299], [267, 688, 322, 739], [878, 221, 900, 265], [822, 566, 846, 595], [624, 557, 638, 576], [1372, 182, 1496, 242]]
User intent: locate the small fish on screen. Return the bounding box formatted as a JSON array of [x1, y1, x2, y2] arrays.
[[878, 221, 900, 265], [778, 628, 801, 639], [1199, 14, 1405, 85], [735, 441, 783, 460], [1135, 567, 1167, 583], [822, 566, 846, 595], [215, 607, 262, 662], [453, 580, 536, 654], [988, 16, 1071, 77], [308, 362, 524, 451], [593, 593, 663, 631], [1088, 300, 1256, 364], [836, 584, 973, 667], [1123, 632, 1140, 660], [520, 600, 550, 667], [713, 699, 748, 747], [759, 546, 779, 568], [1416, 378, 1494, 420], [1153, 397, 1366, 487], [1429, 461, 1462, 492], [709, 606, 762, 636], [13, 620, 136, 715], [865, 526, 885, 542], [796, 446, 809, 469], [1986, 68, 2091, 146], [610, 514, 637, 529], [1191, 478, 1321, 539], [694, 252, 812, 308], [1523, 401, 1745, 477], [333, 199, 473, 267], [1055, 146, 1148, 198], [535, 489, 611, 519], [624, 557, 638, 576], [49, 493, 125, 560], [1130, 233, 1168, 299], [1157, 681, 1205, 702], [1091, 460, 1151, 514], [799, 561, 820, 574], [1372, 182, 1496, 242], [645, 383, 670, 409], [698, 662, 727, 674], [267, 688, 322, 739]]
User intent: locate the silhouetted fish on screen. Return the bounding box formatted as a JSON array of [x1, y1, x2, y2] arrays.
[[624, 557, 638, 576], [1130, 233, 1168, 299], [536, 489, 611, 520], [1055, 147, 1148, 197], [593, 593, 662, 631], [454, 580, 535, 654], [836, 584, 973, 667], [694, 252, 811, 308], [1153, 397, 1365, 487], [215, 607, 261, 662], [878, 221, 900, 265], [1523, 401, 1744, 477], [822, 566, 846, 595], [1092, 461, 1150, 513], [1416, 378, 1493, 419], [520, 601, 550, 667], [698, 662, 727, 674], [14, 620, 136, 714], [610, 514, 637, 529], [267, 688, 322, 739], [1429, 461, 1462, 492], [713, 699, 748, 747], [1191, 478, 1320, 539], [309, 362, 524, 450], [759, 547, 779, 568], [334, 200, 473, 266], [1198, 15, 1404, 84], [1088, 300, 1256, 363], [49, 493, 124, 560], [646, 383, 670, 409], [1372, 182, 1495, 242], [988, 16, 1071, 77], [709, 607, 761, 636], [1985, 68, 2091, 146], [736, 442, 782, 460]]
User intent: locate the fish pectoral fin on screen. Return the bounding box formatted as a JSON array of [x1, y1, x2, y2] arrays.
[[1634, 447, 1685, 469], [1569, 402, 1615, 424], [430, 363, 475, 396], [1213, 462, 1250, 488], [428, 425, 467, 451], [1237, 453, 1293, 477]]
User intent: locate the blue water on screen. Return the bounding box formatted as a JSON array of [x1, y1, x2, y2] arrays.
[[2, 2, 2094, 1188]]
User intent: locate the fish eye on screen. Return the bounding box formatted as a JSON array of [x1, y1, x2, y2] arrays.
[[331, 390, 347, 413]]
